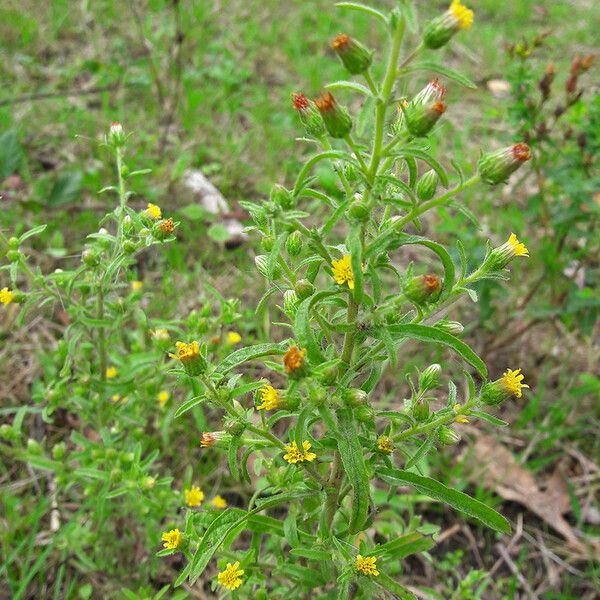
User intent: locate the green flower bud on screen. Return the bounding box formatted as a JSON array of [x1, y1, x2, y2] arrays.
[[107, 122, 126, 147], [438, 426, 461, 445], [295, 279, 315, 300], [416, 170, 439, 201], [123, 240, 137, 254], [283, 289, 299, 317], [225, 420, 246, 436], [315, 92, 352, 139], [271, 184, 294, 210], [331, 34, 373, 75], [403, 274, 442, 305], [262, 235, 275, 252], [435, 320, 465, 336], [81, 247, 99, 266], [292, 93, 326, 138], [0, 424, 14, 441], [286, 231, 303, 256], [413, 399, 430, 422], [347, 199, 370, 222], [405, 81, 447, 137], [355, 406, 375, 424], [255, 255, 281, 279], [27, 438, 42, 455], [52, 442, 66, 460], [8, 237, 19, 249], [423, 1, 474, 50], [478, 143, 531, 185], [319, 364, 338, 386], [343, 388, 369, 407], [419, 364, 442, 391], [7, 250, 21, 263]]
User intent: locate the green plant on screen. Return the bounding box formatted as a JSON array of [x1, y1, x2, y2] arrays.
[[150, 1, 533, 597]]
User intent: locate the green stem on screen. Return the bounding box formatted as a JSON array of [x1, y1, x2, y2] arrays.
[[320, 137, 352, 198], [340, 292, 359, 367], [323, 450, 344, 532], [114, 147, 127, 256], [363, 70, 378, 96], [345, 135, 369, 174], [97, 287, 107, 382]]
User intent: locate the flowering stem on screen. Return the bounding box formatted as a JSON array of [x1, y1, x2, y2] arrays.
[[97, 287, 107, 382], [114, 146, 127, 254], [323, 450, 344, 532], [345, 135, 369, 174], [340, 293, 359, 367], [363, 70, 378, 96], [320, 137, 352, 198]]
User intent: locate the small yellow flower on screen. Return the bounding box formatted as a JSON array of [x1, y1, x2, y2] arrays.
[[283, 440, 317, 464], [356, 555, 379, 577], [501, 368, 529, 398], [0, 287, 16, 305], [131, 280, 143, 292], [217, 561, 244, 591], [227, 331, 242, 345], [169, 341, 206, 376], [376, 435, 395, 454], [153, 328, 170, 340], [449, 0, 474, 30], [283, 345, 306, 374], [143, 476, 156, 490], [106, 366, 118, 379], [211, 495, 227, 509], [257, 384, 281, 411], [158, 390, 169, 407], [506, 233, 529, 257], [332, 254, 355, 290], [161, 528, 181, 550], [110, 394, 121, 403], [146, 203, 162, 220], [453, 403, 469, 424], [185, 485, 204, 507]]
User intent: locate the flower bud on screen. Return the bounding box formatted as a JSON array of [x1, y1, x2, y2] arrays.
[[405, 80, 447, 137], [331, 34, 373, 75], [169, 341, 207, 376], [343, 388, 369, 407], [52, 442, 66, 460], [108, 122, 126, 147], [153, 218, 175, 240], [27, 438, 42, 455], [423, 1, 474, 50], [8, 237, 19, 249], [315, 92, 352, 139], [419, 364, 442, 391], [292, 92, 326, 138], [480, 368, 529, 405], [355, 406, 375, 424], [484, 233, 529, 271], [403, 274, 442, 305], [7, 250, 21, 263], [261, 235, 274, 252], [416, 170, 439, 201], [283, 289, 299, 317], [0, 424, 14, 441], [319, 364, 338, 386], [478, 143, 531, 185], [200, 430, 232, 448], [123, 240, 137, 254], [347, 199, 370, 222], [286, 231, 302, 256], [271, 184, 294, 210], [376, 435, 395, 455], [295, 279, 315, 300], [412, 399, 430, 422], [434, 320, 465, 336], [225, 419, 246, 436], [438, 426, 461, 445]]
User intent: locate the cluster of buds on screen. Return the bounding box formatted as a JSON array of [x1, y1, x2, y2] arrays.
[[291, 93, 326, 139], [478, 143, 531, 185], [423, 0, 474, 50], [404, 80, 447, 137]]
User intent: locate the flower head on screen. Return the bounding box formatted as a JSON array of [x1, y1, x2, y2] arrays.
[[331, 33, 373, 75], [501, 368, 529, 398], [169, 341, 206, 376], [108, 122, 125, 146], [424, 0, 473, 49], [481, 368, 529, 405], [486, 233, 529, 270], [227, 331, 242, 345], [131, 280, 143, 292], [283, 345, 306, 374], [146, 203, 162, 220], [161, 528, 181, 550], [283, 440, 316, 464], [200, 430, 230, 448], [158, 390, 169, 407], [292, 92, 326, 138], [257, 384, 281, 411], [159, 218, 175, 235], [403, 274, 441, 305], [0, 288, 16, 305], [377, 435, 395, 454], [332, 255, 355, 289], [478, 143, 531, 185], [211, 495, 227, 509], [153, 328, 170, 341], [356, 555, 379, 577], [217, 561, 244, 591], [405, 80, 447, 137], [292, 92, 311, 112], [106, 366, 118, 379], [185, 485, 204, 507], [449, 0, 474, 30], [453, 403, 470, 424]]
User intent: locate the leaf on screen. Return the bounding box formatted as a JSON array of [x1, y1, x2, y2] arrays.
[[379, 468, 511, 534], [371, 531, 434, 559], [295, 292, 337, 363], [469, 410, 508, 427], [400, 61, 477, 89], [405, 430, 438, 469], [47, 171, 83, 207], [266, 232, 288, 280], [336, 409, 371, 534], [290, 548, 332, 561], [294, 405, 312, 450], [335, 2, 388, 25], [385, 324, 487, 378], [207, 223, 232, 242], [174, 395, 208, 418], [390, 148, 449, 187], [19, 224, 47, 242], [228, 435, 242, 480], [293, 151, 354, 196], [216, 341, 291, 375], [376, 572, 418, 599], [326, 80, 374, 98], [0, 129, 22, 179], [347, 225, 364, 304]]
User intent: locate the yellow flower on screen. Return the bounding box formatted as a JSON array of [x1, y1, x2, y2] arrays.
[[376, 435, 395, 454], [332, 254, 354, 289], [211, 495, 227, 509], [506, 233, 529, 257], [217, 561, 244, 591], [131, 280, 143, 292], [185, 485, 204, 507], [146, 203, 162, 220], [257, 384, 281, 410], [158, 390, 169, 407], [110, 394, 121, 403], [169, 341, 206, 376], [283, 440, 316, 464], [453, 403, 469, 424], [283, 345, 306, 374], [501, 368, 529, 398], [449, 0, 473, 30], [161, 528, 181, 550], [106, 366, 118, 379], [356, 555, 379, 577], [227, 331, 242, 345], [0, 287, 15, 305]]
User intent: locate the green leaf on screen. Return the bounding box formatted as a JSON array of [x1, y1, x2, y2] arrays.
[[371, 531, 434, 559], [216, 341, 291, 375], [405, 430, 438, 469], [326, 80, 374, 98], [335, 2, 388, 25], [400, 61, 477, 89], [347, 225, 364, 304], [174, 394, 207, 418], [385, 324, 487, 378], [207, 223, 232, 242], [469, 410, 509, 427], [379, 468, 511, 534], [228, 435, 242, 480], [336, 409, 371, 534], [290, 548, 332, 561], [267, 232, 289, 280], [294, 405, 312, 450], [19, 224, 47, 242], [391, 148, 449, 187], [295, 292, 337, 363], [293, 151, 354, 196], [376, 572, 418, 599], [0, 129, 22, 179], [47, 171, 83, 207]]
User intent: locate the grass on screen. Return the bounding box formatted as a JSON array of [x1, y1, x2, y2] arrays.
[[1, 0, 598, 598]]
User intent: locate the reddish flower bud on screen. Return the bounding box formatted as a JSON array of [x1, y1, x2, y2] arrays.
[[292, 92, 326, 138], [478, 143, 531, 185], [331, 34, 373, 75], [315, 92, 352, 139], [404, 80, 447, 137]]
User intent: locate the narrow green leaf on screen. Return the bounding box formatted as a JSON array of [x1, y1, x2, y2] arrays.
[[405, 430, 438, 469], [290, 548, 332, 561], [400, 61, 477, 89], [174, 395, 207, 418], [391, 148, 449, 187], [216, 341, 291, 375], [293, 151, 354, 196], [371, 531, 434, 559], [376, 572, 418, 599], [294, 405, 312, 450], [379, 468, 511, 534], [295, 292, 338, 363], [228, 435, 242, 480], [335, 2, 388, 25], [469, 410, 509, 427], [326, 80, 374, 98]]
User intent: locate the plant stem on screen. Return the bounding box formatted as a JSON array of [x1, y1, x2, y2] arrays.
[[320, 137, 352, 198], [340, 293, 359, 367], [97, 287, 107, 382], [114, 147, 127, 253], [323, 450, 344, 531]]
